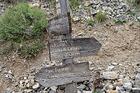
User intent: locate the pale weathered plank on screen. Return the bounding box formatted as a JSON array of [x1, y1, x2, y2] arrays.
[[48, 0, 71, 35], [35, 62, 91, 87], [59, 0, 70, 14], [49, 37, 102, 61], [47, 14, 70, 35]]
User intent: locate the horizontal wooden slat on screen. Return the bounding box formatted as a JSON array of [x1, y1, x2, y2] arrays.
[[49, 37, 102, 61], [35, 62, 91, 87]]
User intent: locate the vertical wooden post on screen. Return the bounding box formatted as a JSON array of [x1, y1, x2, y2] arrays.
[[56, 0, 61, 14], [59, 0, 70, 14]]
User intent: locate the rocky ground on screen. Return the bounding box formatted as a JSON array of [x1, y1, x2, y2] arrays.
[[0, 0, 140, 93]]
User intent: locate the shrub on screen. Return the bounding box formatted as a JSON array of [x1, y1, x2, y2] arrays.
[[127, 0, 140, 6], [0, 3, 48, 58], [69, 0, 80, 10], [0, 3, 47, 42], [18, 40, 44, 58], [95, 11, 107, 23], [86, 18, 95, 26], [114, 19, 127, 25]]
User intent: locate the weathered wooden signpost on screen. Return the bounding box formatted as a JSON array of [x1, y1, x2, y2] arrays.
[[35, 0, 102, 92]]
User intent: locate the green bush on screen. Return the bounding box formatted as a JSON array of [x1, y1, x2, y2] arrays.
[[86, 18, 95, 26], [0, 3, 47, 42], [95, 11, 107, 23], [127, 0, 140, 5], [18, 40, 44, 58], [0, 3, 48, 58], [114, 19, 127, 25], [69, 0, 80, 10]]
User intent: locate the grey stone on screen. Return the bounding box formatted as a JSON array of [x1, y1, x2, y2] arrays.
[[4, 88, 13, 93], [132, 88, 140, 93], [32, 82, 40, 89], [77, 90, 81, 93], [49, 90, 56, 93], [0, 64, 4, 72], [72, 16, 80, 22], [111, 62, 118, 66], [116, 86, 125, 93], [123, 82, 132, 90], [123, 77, 133, 90], [5, 74, 13, 79], [102, 71, 118, 79], [77, 84, 86, 90], [108, 84, 114, 90], [134, 73, 140, 88], [135, 73, 140, 80], [24, 89, 33, 93], [19, 80, 26, 89], [83, 91, 93, 93], [91, 0, 132, 20], [106, 65, 115, 71], [50, 86, 57, 92], [137, 16, 140, 21]]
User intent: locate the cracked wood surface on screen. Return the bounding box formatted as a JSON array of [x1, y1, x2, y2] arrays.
[[35, 62, 91, 87]]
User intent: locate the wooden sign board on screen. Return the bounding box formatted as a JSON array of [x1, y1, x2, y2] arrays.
[[35, 62, 91, 87], [49, 37, 102, 61], [48, 0, 71, 35], [48, 13, 71, 35]]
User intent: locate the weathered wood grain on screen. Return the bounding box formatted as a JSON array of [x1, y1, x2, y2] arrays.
[[48, 0, 71, 35], [35, 62, 91, 87], [59, 0, 70, 14], [48, 14, 71, 35], [49, 37, 102, 61]]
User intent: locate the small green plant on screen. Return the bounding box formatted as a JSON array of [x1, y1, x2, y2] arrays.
[[69, 0, 80, 10], [0, 3, 48, 58], [93, 90, 101, 93], [95, 11, 107, 23], [114, 19, 127, 25], [87, 18, 95, 26], [18, 40, 44, 58], [127, 0, 140, 7], [127, 10, 136, 16]]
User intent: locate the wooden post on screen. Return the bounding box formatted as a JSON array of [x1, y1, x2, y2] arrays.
[[59, 0, 70, 14]]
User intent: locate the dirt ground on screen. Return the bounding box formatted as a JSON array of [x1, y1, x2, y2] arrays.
[[73, 21, 140, 75], [0, 20, 140, 92]]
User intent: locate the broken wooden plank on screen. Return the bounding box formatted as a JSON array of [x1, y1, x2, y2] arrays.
[[49, 37, 102, 61], [48, 13, 71, 35], [35, 62, 91, 87], [48, 0, 71, 35], [48, 0, 72, 35]]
